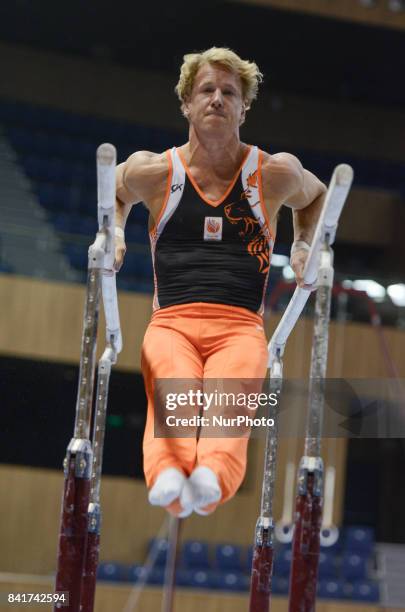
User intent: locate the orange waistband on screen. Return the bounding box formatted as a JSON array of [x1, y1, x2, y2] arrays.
[[152, 301, 263, 325]]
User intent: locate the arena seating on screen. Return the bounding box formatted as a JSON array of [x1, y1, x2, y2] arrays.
[[1, 97, 404, 296], [0, 262, 13, 273], [182, 540, 210, 569], [214, 543, 243, 572], [96, 526, 380, 602], [147, 537, 169, 566], [0, 99, 173, 292]]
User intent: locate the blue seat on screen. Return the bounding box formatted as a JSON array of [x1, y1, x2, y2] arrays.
[[120, 251, 153, 279], [318, 579, 345, 600], [348, 580, 379, 602], [71, 161, 92, 182], [65, 243, 88, 270], [274, 546, 292, 576], [215, 571, 249, 592], [127, 564, 164, 585], [344, 526, 375, 554], [75, 216, 97, 237], [131, 205, 149, 223], [52, 135, 76, 159], [37, 183, 58, 209], [189, 569, 217, 590], [181, 540, 210, 569], [80, 188, 98, 213], [23, 156, 52, 182], [137, 252, 154, 278], [137, 279, 154, 293], [34, 131, 53, 155], [175, 568, 193, 587], [116, 277, 136, 292], [215, 544, 243, 572], [318, 551, 338, 579], [146, 566, 165, 585], [42, 185, 72, 212], [245, 545, 254, 573], [116, 276, 153, 294], [77, 140, 96, 160], [124, 224, 149, 244], [341, 551, 368, 581], [136, 279, 154, 293], [47, 158, 74, 183], [272, 576, 289, 595], [51, 213, 73, 233], [175, 568, 216, 589], [0, 262, 13, 274], [97, 562, 128, 582], [120, 252, 139, 276], [147, 537, 169, 566], [59, 186, 80, 212]]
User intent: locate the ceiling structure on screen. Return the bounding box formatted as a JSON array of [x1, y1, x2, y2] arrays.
[[232, 0, 405, 31], [0, 0, 404, 109]]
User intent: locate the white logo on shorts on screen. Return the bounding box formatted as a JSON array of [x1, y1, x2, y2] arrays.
[[204, 216, 223, 241]]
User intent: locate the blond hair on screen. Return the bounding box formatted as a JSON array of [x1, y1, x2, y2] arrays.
[[175, 47, 263, 110]]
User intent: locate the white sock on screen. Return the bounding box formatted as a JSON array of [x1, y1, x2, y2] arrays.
[[181, 466, 222, 514], [148, 468, 186, 507], [179, 478, 195, 512], [177, 481, 194, 518]]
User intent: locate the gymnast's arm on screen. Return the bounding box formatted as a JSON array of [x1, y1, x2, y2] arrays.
[[114, 151, 169, 271], [261, 152, 327, 286]]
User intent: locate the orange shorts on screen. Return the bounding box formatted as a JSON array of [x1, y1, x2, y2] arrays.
[[141, 302, 268, 504]]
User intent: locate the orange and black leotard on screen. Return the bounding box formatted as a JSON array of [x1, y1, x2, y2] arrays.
[[149, 146, 274, 315]]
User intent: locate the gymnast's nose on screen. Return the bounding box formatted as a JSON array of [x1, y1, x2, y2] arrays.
[[211, 88, 224, 109]]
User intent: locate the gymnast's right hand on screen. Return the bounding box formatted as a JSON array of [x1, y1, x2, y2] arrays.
[[114, 232, 126, 272]]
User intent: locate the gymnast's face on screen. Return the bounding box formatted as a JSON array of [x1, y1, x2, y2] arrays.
[[183, 63, 246, 135]]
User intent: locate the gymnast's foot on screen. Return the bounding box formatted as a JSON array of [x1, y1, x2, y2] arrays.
[[148, 467, 193, 518], [180, 466, 222, 516]]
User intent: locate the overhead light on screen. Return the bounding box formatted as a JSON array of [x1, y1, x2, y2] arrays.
[[282, 265, 295, 281], [388, 0, 405, 11], [342, 280, 353, 289], [352, 279, 386, 301], [272, 254, 290, 268], [387, 284, 405, 307]]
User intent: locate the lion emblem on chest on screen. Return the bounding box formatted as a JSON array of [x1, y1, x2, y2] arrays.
[[224, 200, 270, 274]]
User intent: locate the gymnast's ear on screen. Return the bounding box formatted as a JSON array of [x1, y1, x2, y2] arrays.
[[240, 102, 248, 126], [182, 99, 191, 120]]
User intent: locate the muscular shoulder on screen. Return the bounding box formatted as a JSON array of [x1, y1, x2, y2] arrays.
[[116, 150, 169, 205], [260, 151, 304, 200], [261, 150, 327, 211], [124, 150, 169, 196]]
